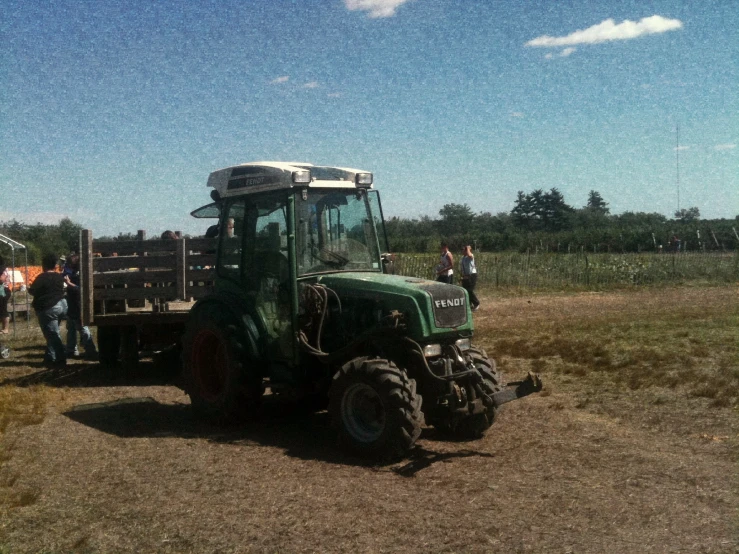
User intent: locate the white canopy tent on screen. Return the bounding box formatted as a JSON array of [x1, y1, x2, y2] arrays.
[[0, 233, 31, 334]]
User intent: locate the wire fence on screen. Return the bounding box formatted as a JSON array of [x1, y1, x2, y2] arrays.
[[395, 251, 739, 290]]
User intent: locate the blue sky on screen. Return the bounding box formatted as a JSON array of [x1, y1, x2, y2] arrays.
[[2, 0, 737, 237]]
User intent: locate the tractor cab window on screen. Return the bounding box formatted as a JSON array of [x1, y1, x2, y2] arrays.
[[217, 200, 246, 282], [243, 192, 292, 360], [296, 189, 383, 276], [244, 194, 289, 293]]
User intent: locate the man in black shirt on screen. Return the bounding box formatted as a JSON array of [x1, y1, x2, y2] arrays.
[[28, 253, 68, 367]]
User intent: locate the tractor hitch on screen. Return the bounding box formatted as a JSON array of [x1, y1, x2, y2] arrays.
[[489, 372, 543, 408]]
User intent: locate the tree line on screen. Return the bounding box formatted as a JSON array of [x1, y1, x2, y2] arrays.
[[385, 189, 739, 253], [2, 189, 737, 265]]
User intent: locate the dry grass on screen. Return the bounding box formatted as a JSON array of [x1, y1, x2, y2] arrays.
[[0, 285, 737, 553], [477, 285, 739, 408]]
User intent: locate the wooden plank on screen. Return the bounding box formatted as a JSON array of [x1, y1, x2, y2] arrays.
[[187, 286, 214, 299], [186, 253, 217, 267], [93, 270, 177, 286], [186, 237, 219, 251], [95, 286, 177, 301], [93, 311, 193, 326], [81, 229, 95, 326], [186, 268, 217, 281], [93, 254, 176, 272], [176, 239, 186, 300], [93, 239, 181, 256]]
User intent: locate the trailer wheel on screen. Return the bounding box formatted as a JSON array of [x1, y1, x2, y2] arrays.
[[97, 326, 121, 368], [330, 357, 423, 459], [182, 304, 262, 422]]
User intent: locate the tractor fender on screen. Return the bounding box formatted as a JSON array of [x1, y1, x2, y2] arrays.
[[188, 292, 261, 360]]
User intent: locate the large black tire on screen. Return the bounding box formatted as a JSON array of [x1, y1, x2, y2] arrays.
[[329, 357, 423, 459], [181, 304, 262, 423], [97, 326, 121, 368], [454, 346, 504, 439], [119, 325, 140, 371]]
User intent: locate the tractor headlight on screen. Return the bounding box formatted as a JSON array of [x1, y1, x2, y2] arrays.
[[292, 169, 311, 184], [355, 172, 373, 187], [454, 338, 471, 351], [422, 344, 442, 358]]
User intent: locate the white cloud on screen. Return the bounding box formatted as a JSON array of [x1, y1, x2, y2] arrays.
[[545, 47, 577, 59], [714, 143, 736, 151], [344, 0, 413, 19], [510, 112, 524, 118], [526, 15, 683, 48], [327, 92, 342, 98], [674, 146, 689, 151], [270, 76, 289, 84], [303, 81, 319, 89]]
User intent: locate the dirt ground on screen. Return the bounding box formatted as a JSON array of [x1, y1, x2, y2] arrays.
[[0, 286, 737, 553]]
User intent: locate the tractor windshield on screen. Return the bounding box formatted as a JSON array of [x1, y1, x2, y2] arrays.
[[296, 189, 386, 276]]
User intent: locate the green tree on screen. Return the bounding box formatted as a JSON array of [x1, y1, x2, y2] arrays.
[[541, 188, 574, 231], [58, 217, 84, 253], [674, 207, 700, 222], [512, 188, 573, 231], [437, 203, 475, 236], [585, 190, 610, 215]]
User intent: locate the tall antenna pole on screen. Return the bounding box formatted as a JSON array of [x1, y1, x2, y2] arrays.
[[676, 123, 680, 213]]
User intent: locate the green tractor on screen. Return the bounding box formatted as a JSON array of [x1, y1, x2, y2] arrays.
[[183, 162, 541, 458]]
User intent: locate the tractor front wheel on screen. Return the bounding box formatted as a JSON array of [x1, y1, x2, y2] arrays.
[[432, 346, 503, 439], [330, 357, 423, 459]]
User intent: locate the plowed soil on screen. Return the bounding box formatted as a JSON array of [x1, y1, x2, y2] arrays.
[[1, 286, 737, 553]]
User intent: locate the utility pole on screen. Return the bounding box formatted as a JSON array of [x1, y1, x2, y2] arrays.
[[676, 123, 680, 213]]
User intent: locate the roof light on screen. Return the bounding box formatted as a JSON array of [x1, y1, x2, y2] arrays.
[[355, 172, 373, 187], [292, 169, 311, 184]]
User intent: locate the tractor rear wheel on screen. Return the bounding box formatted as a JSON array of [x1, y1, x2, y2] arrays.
[[330, 357, 423, 459], [181, 304, 262, 423]]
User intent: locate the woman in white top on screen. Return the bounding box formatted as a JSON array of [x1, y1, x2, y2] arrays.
[[435, 242, 454, 284], [460, 245, 480, 311]]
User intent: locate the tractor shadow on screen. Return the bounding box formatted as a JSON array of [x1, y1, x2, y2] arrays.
[[63, 396, 494, 473]]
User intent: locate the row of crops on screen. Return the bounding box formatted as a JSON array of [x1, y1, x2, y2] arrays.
[[394, 251, 739, 290]]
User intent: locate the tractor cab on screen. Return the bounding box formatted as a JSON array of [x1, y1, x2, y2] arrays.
[[189, 163, 391, 365]]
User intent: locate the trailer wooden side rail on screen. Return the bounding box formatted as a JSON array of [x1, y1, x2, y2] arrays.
[[80, 229, 217, 327]]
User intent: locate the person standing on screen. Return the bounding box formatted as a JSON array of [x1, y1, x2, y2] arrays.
[[29, 253, 68, 367], [0, 256, 10, 334], [435, 242, 454, 284], [63, 253, 98, 360], [460, 245, 481, 312]]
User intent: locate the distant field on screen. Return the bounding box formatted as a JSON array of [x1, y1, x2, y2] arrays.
[[0, 285, 736, 553], [396, 251, 739, 289]]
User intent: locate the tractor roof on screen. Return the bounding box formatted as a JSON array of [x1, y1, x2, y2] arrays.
[[207, 161, 373, 198]]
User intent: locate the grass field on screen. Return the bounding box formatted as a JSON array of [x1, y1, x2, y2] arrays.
[[0, 284, 737, 553], [397, 251, 739, 289]]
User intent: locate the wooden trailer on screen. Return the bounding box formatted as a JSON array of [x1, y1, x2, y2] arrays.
[[80, 230, 217, 366]]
